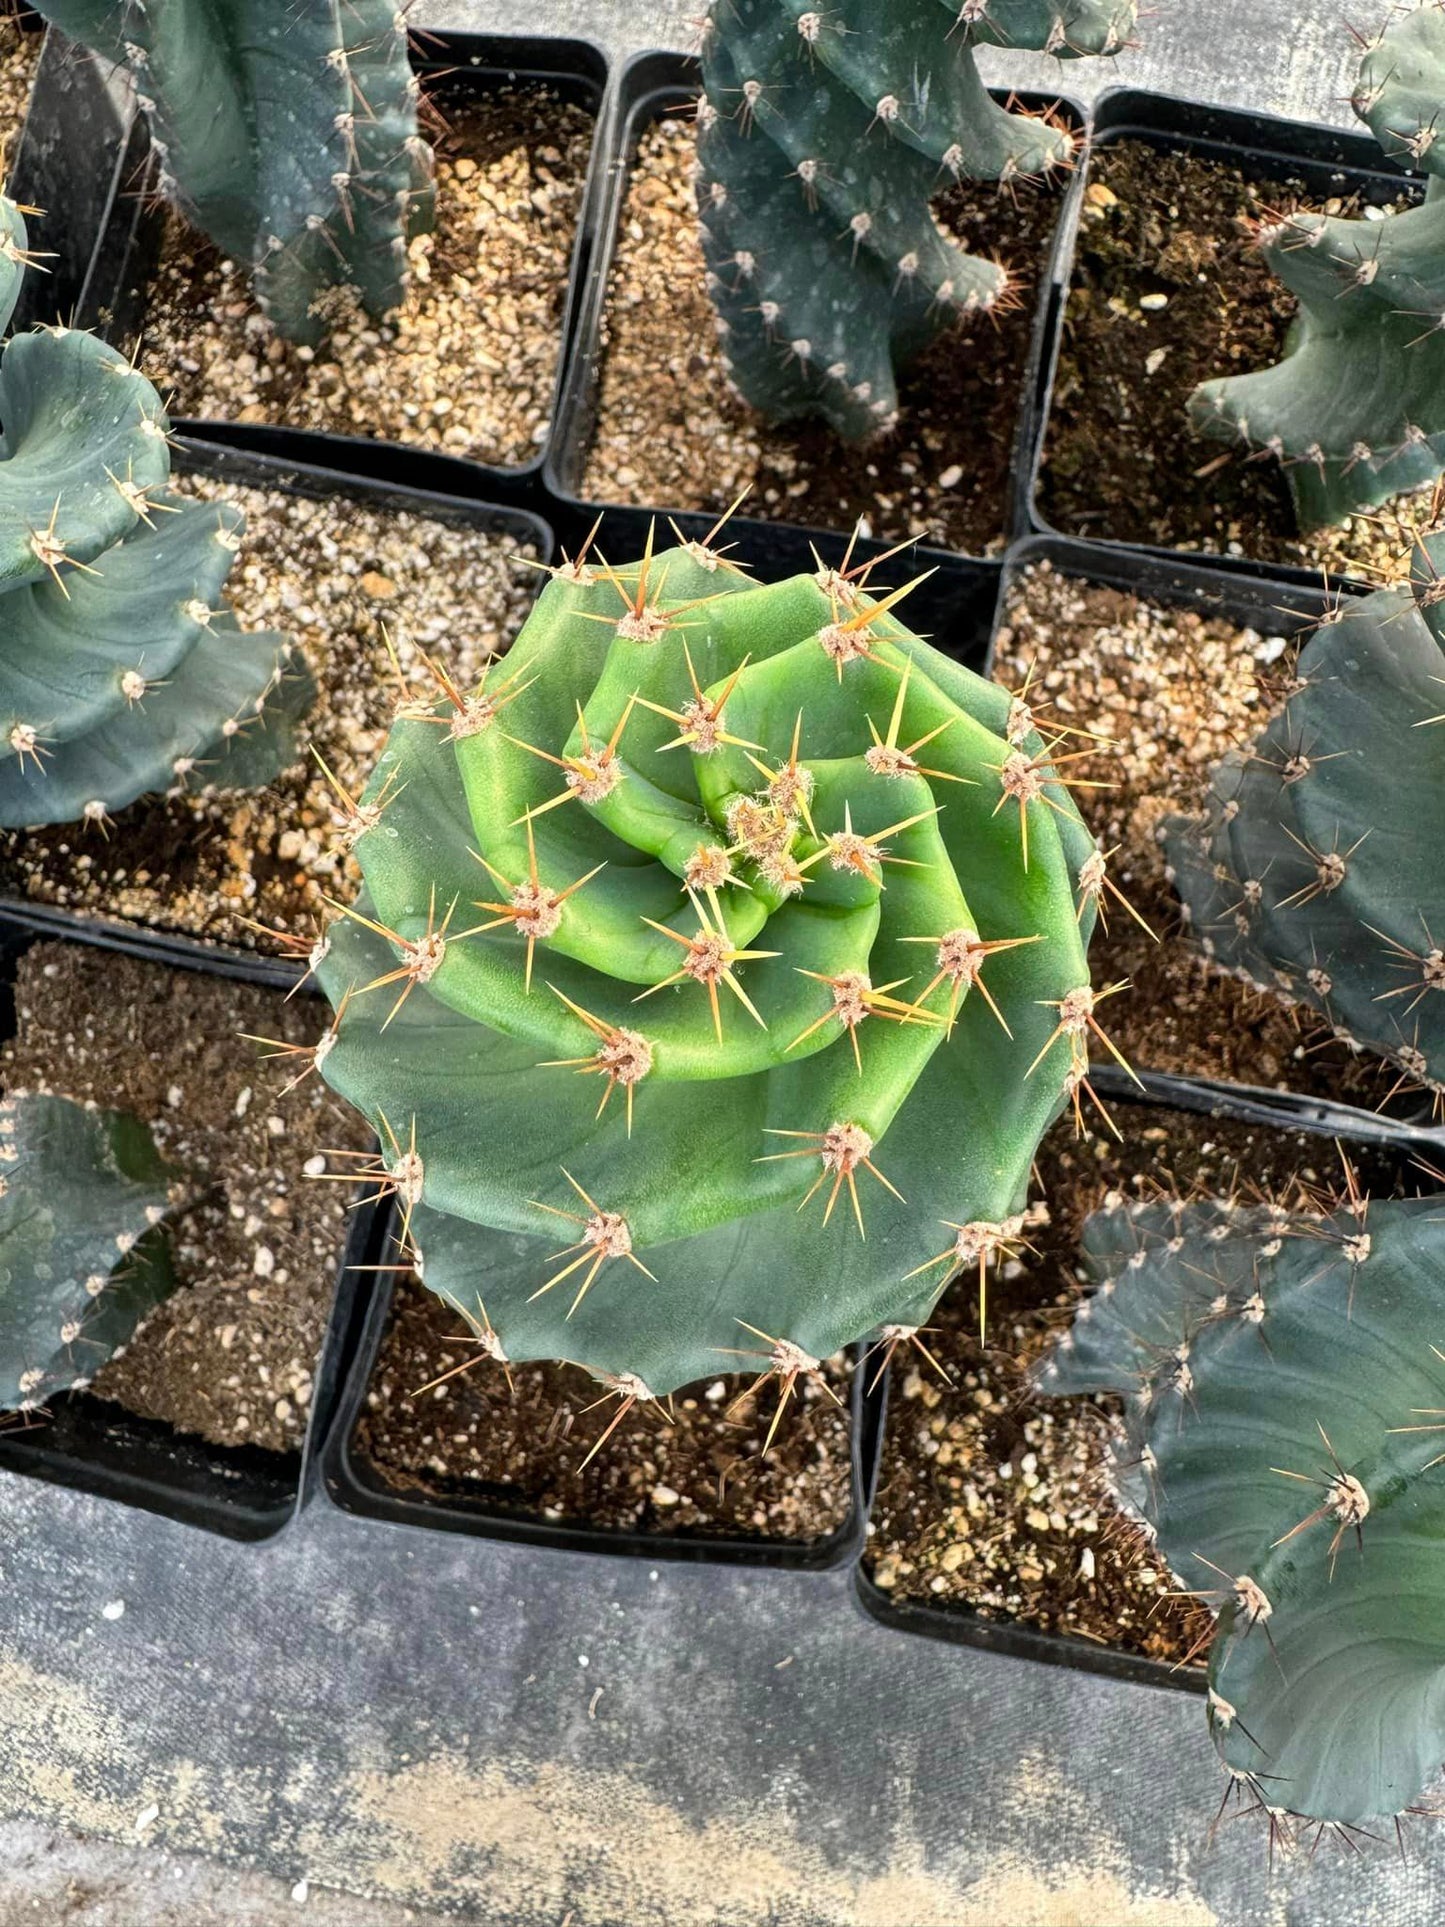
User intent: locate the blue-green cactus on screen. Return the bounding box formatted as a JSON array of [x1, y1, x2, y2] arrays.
[[1036, 1185, 1445, 1831], [697, 0, 1138, 440], [1192, 3, 1445, 526], [33, 0, 435, 345], [0, 192, 312, 828], [0, 1091, 187, 1413]]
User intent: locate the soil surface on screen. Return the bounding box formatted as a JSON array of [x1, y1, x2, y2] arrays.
[[1, 942, 370, 1453], [993, 562, 1392, 1110], [355, 1273, 856, 1543], [1039, 141, 1432, 580], [136, 88, 594, 467], [582, 113, 1064, 553], [0, 475, 537, 950], [0, 16, 38, 160], [865, 1101, 1412, 1665]]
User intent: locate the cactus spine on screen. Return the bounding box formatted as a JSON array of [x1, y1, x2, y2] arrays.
[[0, 1092, 186, 1413], [308, 528, 1109, 1412], [0, 191, 313, 828], [697, 0, 1138, 440], [33, 0, 435, 346], [1036, 1185, 1445, 1830], [1162, 517, 1445, 1102], [1192, 2, 1445, 526]]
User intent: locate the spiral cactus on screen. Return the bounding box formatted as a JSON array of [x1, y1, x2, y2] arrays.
[[0, 1092, 186, 1414], [307, 531, 1108, 1408], [34, 0, 434, 346]]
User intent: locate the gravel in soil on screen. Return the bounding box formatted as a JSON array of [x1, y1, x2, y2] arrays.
[[135, 89, 594, 468], [1, 943, 370, 1453], [0, 16, 38, 158], [581, 114, 1064, 554], [993, 562, 1392, 1110], [865, 1103, 1410, 1664], [1039, 141, 1434, 582], [354, 1273, 856, 1543], [0, 475, 538, 950]]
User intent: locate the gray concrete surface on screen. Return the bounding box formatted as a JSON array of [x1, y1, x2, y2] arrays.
[[4, 3, 1439, 1924]]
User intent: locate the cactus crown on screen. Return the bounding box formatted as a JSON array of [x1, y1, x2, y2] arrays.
[[1163, 513, 1445, 1105], [697, 0, 1137, 440], [0, 193, 313, 829], [34, 0, 435, 346], [311, 528, 1105, 1406], [1036, 1180, 1445, 1829], [1191, 1, 1445, 526], [0, 1091, 187, 1414]]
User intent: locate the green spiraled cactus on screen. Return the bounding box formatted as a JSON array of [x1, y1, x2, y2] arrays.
[[0, 1091, 187, 1414], [1191, 2, 1445, 527], [33, 0, 434, 346], [1035, 1184, 1445, 1831], [307, 525, 1111, 1421], [696, 0, 1138, 440], [1161, 522, 1445, 1104], [0, 192, 313, 828]]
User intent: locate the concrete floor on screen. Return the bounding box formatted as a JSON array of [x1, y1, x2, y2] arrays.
[[4, 3, 1439, 1924]]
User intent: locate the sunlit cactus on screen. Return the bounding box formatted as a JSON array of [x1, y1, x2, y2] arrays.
[[0, 190, 312, 828], [1192, 2, 1445, 525], [1162, 514, 1445, 1105], [0, 1092, 187, 1414], [33, 0, 435, 346], [696, 0, 1139, 439], [1036, 1179, 1445, 1833], [306, 524, 1114, 1424]]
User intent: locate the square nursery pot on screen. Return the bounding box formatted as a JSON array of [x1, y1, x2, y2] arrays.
[[0, 436, 554, 967], [72, 32, 611, 511], [314, 1226, 888, 1572], [545, 50, 1085, 570], [1023, 88, 1430, 589], [0, 910, 393, 1542], [854, 1063, 1445, 1692], [6, 12, 134, 332], [987, 532, 1445, 1136]]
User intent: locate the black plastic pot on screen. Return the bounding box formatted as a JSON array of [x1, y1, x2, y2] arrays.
[[315, 1226, 887, 1572], [0, 910, 393, 1542], [988, 532, 1445, 1136], [546, 50, 1086, 569], [0, 436, 554, 971], [6, 17, 137, 333], [855, 1063, 1445, 1691], [1023, 88, 1429, 587], [74, 32, 610, 511]]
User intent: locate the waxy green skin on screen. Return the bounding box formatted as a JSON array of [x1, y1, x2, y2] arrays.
[[0, 1092, 186, 1414], [1037, 1191, 1445, 1828], [313, 542, 1100, 1398], [34, 0, 434, 346], [1192, 3, 1445, 526], [1162, 522, 1445, 1099], [697, 0, 1137, 440], [0, 195, 313, 828]]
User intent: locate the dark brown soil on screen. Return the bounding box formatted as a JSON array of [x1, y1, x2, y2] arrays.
[[355, 1273, 856, 1544], [1039, 141, 1423, 575], [135, 88, 594, 466], [582, 114, 1065, 553], [1, 942, 370, 1454], [865, 1100, 1412, 1663], [994, 563, 1392, 1110]]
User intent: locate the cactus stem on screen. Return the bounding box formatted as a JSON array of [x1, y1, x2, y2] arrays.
[[386, 633, 539, 741], [329, 886, 476, 1029], [797, 800, 942, 889], [506, 694, 640, 820], [742, 711, 819, 835], [539, 986, 654, 1136], [1270, 1423, 1371, 1572], [584, 523, 727, 643], [1275, 825, 1367, 908], [897, 927, 1043, 1038], [311, 749, 405, 851], [104, 460, 180, 528], [864, 657, 972, 783], [6, 722, 49, 774], [786, 967, 941, 1070], [1365, 920, 1445, 1010], [816, 572, 933, 679], [529, 1169, 656, 1314], [635, 888, 779, 1040], [721, 1321, 842, 1455], [757, 1122, 904, 1238], [635, 643, 763, 754], [1028, 979, 1138, 1098], [28, 500, 100, 599], [902, 1213, 1031, 1335], [471, 815, 605, 994], [990, 742, 1114, 871]]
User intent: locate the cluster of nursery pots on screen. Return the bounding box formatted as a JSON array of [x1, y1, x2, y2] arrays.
[[3, 16, 1441, 1725]]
